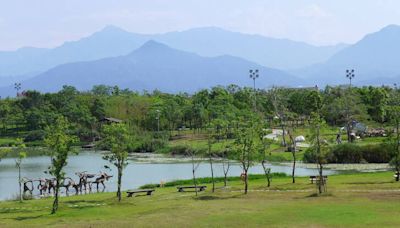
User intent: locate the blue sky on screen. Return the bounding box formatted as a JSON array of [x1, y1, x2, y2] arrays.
[[1, 0, 400, 50]]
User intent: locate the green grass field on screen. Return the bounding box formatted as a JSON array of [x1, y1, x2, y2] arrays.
[[1, 172, 400, 227]]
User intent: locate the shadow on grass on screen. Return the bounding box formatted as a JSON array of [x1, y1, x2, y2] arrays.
[[306, 192, 334, 198], [345, 181, 393, 185], [14, 215, 43, 221], [64, 200, 100, 204], [194, 194, 242, 201]]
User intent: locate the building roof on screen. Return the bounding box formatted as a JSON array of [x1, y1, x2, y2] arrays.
[[100, 117, 123, 123]]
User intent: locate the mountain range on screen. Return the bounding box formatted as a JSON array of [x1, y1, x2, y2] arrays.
[[1, 24, 400, 96], [295, 25, 400, 85], [0, 41, 300, 97], [0, 26, 345, 80]]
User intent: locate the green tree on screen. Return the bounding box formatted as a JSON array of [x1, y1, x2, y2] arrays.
[[233, 117, 260, 194], [0, 99, 12, 133], [101, 123, 131, 201], [308, 90, 328, 194], [44, 116, 78, 214], [14, 139, 27, 202], [206, 124, 218, 193]]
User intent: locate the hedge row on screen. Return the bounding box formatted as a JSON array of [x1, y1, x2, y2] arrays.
[[304, 143, 395, 163]]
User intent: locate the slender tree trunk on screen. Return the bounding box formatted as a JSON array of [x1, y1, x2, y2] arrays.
[[209, 154, 215, 193], [292, 154, 296, 184], [51, 177, 60, 214], [222, 160, 230, 187], [117, 166, 122, 202], [291, 139, 296, 183], [191, 155, 198, 196], [18, 165, 22, 202], [318, 163, 324, 194], [315, 121, 326, 194], [261, 161, 271, 187], [281, 124, 287, 147], [244, 168, 248, 194]]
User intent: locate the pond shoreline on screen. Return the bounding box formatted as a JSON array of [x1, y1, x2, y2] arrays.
[[279, 162, 391, 171]]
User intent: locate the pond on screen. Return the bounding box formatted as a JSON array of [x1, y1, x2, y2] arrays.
[[0, 151, 336, 200]]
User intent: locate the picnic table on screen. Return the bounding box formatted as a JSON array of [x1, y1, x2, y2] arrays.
[[177, 186, 207, 192], [309, 176, 328, 184], [126, 189, 155, 197]]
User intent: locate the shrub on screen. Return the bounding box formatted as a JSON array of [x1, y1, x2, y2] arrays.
[[303, 143, 394, 163], [328, 144, 363, 163], [361, 143, 393, 163]]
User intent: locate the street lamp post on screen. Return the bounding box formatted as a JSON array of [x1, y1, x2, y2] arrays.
[[14, 82, 21, 97], [345, 69, 355, 143], [346, 69, 355, 87], [249, 69, 259, 111]]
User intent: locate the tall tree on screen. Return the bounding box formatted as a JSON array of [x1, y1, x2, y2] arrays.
[[44, 116, 78, 214], [14, 139, 27, 202], [234, 117, 260, 194], [101, 123, 131, 201], [308, 90, 328, 194]]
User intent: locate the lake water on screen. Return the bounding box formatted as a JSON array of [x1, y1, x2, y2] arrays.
[[0, 151, 335, 200]]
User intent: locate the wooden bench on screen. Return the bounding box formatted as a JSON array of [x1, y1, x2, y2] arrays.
[[126, 189, 155, 197], [177, 186, 207, 192], [309, 176, 328, 184]]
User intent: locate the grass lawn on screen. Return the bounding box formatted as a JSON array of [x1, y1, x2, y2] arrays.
[[1, 172, 400, 227], [0, 137, 17, 147]]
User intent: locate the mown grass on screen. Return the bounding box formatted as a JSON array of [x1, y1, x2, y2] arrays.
[[1, 172, 400, 227]]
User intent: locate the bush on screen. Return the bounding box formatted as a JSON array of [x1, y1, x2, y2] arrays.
[[328, 144, 363, 163], [304, 143, 394, 163], [303, 148, 317, 163], [127, 132, 169, 152], [361, 143, 393, 163]]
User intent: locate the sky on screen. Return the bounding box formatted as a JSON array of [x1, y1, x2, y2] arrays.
[[1, 0, 400, 50]]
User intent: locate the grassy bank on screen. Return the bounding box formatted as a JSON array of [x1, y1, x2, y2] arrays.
[[1, 172, 400, 227]]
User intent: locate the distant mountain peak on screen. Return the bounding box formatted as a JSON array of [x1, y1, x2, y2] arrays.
[[136, 40, 170, 51], [96, 25, 129, 35], [380, 24, 400, 31]]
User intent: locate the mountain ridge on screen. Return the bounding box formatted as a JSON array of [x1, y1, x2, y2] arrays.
[[0, 41, 302, 97]]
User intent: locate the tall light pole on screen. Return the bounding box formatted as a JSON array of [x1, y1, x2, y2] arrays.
[[14, 82, 21, 96], [249, 69, 259, 111], [346, 69, 355, 87], [345, 69, 355, 143], [156, 109, 160, 133]]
